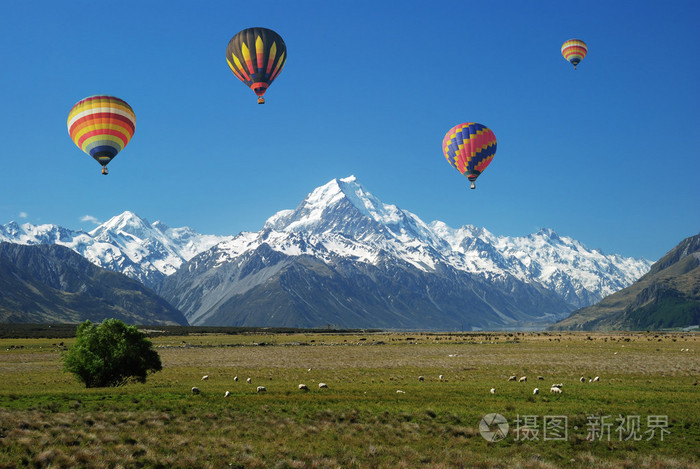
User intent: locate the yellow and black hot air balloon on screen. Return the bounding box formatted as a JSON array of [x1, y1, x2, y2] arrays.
[[226, 27, 287, 104], [561, 39, 587, 70], [67, 95, 135, 175], [442, 123, 497, 189]]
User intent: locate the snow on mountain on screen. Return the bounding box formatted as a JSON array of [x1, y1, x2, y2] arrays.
[[0, 176, 654, 317], [212, 176, 652, 309], [0, 211, 231, 287]]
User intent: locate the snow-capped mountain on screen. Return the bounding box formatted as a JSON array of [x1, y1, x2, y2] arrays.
[[157, 176, 653, 329], [0, 176, 653, 329], [0, 212, 231, 288]]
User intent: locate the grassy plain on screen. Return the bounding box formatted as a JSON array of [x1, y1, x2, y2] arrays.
[[0, 331, 698, 468]]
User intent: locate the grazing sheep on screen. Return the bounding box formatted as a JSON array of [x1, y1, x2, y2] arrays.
[[490, 388, 496, 394], [256, 386, 266, 393], [246, 378, 252, 384], [319, 383, 328, 389], [551, 383, 563, 389], [418, 376, 424, 382], [508, 375, 517, 381], [537, 376, 544, 380], [224, 391, 230, 397], [533, 388, 539, 395], [439, 375, 444, 381], [593, 376, 599, 382], [396, 390, 406, 394], [233, 376, 238, 382], [298, 384, 309, 391], [191, 387, 200, 395], [550, 386, 562, 394], [519, 376, 527, 382], [201, 375, 209, 381], [580, 376, 585, 383]]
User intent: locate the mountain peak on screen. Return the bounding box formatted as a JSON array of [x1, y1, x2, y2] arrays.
[[90, 211, 152, 239]]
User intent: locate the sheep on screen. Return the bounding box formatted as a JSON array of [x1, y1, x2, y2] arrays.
[[593, 376, 600, 382], [418, 376, 424, 382], [533, 388, 539, 395], [298, 384, 309, 391], [246, 378, 252, 384], [550, 386, 562, 394], [318, 383, 328, 389], [191, 387, 200, 395], [439, 375, 444, 381], [508, 375, 517, 381], [519, 376, 527, 382], [537, 376, 544, 380], [490, 388, 496, 394], [580, 376, 586, 383], [201, 375, 209, 381], [551, 383, 563, 389], [396, 390, 406, 394], [224, 391, 230, 397], [256, 386, 266, 393], [233, 376, 238, 382]]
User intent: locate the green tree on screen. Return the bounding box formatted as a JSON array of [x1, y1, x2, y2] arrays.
[[62, 319, 162, 387]]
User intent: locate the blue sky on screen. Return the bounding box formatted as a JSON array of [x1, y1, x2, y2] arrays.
[[0, 0, 698, 261]]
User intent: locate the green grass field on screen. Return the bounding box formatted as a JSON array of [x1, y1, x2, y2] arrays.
[[0, 331, 698, 468]]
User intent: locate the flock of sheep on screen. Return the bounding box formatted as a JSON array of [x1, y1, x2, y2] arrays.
[[487, 374, 601, 396], [189, 372, 602, 397], [191, 374, 329, 396]]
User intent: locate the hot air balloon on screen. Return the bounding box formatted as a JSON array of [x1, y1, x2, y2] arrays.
[[226, 27, 287, 104], [561, 39, 587, 69], [442, 123, 497, 189], [67, 95, 135, 175]]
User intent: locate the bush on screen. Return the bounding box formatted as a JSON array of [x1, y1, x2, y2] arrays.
[[62, 319, 162, 387]]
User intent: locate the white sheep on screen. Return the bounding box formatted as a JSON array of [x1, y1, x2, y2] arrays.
[[256, 386, 266, 393], [418, 376, 424, 382], [224, 391, 230, 397], [246, 378, 252, 384], [191, 387, 200, 394], [318, 383, 328, 389], [508, 375, 517, 381], [233, 376, 238, 382], [201, 375, 209, 381], [593, 376, 600, 382], [550, 386, 562, 394], [298, 384, 309, 391], [439, 374, 444, 381], [580, 376, 585, 383], [537, 376, 544, 380], [490, 388, 496, 394], [396, 390, 406, 394], [519, 376, 527, 382], [533, 388, 539, 395]]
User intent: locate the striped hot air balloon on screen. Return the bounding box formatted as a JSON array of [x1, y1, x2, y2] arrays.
[[561, 39, 587, 69], [226, 27, 287, 104], [67, 95, 135, 175], [442, 123, 497, 190]]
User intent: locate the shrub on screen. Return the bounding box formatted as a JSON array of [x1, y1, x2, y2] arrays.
[[62, 319, 162, 387]]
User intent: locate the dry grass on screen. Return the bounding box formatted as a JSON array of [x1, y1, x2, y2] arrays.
[[0, 331, 698, 468]]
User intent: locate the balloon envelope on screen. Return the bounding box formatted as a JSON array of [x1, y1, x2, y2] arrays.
[[226, 27, 287, 103], [442, 122, 496, 189], [67, 95, 135, 174], [561, 39, 587, 69]]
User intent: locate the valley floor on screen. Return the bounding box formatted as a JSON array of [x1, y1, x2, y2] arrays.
[[0, 331, 698, 468]]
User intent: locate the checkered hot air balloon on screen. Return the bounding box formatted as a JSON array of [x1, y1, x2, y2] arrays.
[[561, 39, 587, 70], [67, 95, 135, 175], [442, 123, 497, 190], [226, 27, 287, 104]]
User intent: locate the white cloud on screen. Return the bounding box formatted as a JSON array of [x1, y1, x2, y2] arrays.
[[19, 212, 28, 218], [81, 215, 100, 225]]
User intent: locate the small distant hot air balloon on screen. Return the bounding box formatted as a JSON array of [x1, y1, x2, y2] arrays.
[[561, 39, 587, 69], [226, 27, 287, 104], [443, 123, 497, 190], [67, 95, 135, 175]]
